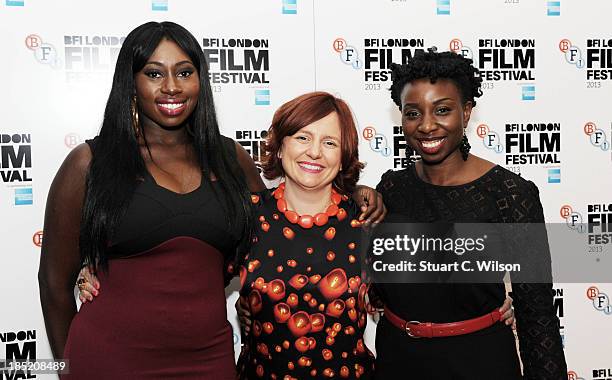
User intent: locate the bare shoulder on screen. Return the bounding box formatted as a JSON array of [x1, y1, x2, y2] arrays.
[[233, 140, 252, 163], [51, 143, 92, 191], [42, 143, 91, 255], [64, 143, 92, 171], [232, 140, 266, 192]]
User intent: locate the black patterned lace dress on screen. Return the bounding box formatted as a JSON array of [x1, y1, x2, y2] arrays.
[[372, 164, 567, 380], [237, 188, 375, 380]]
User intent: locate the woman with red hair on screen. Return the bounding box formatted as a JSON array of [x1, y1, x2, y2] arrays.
[[236, 92, 375, 379]]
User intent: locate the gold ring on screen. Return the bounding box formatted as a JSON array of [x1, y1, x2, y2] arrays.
[[77, 278, 86, 290]]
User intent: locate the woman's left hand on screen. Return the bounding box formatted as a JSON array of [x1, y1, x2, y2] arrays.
[[76, 266, 100, 303], [499, 296, 515, 326], [352, 185, 387, 226]]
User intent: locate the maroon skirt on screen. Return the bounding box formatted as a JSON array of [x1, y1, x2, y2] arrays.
[[63, 237, 236, 379]]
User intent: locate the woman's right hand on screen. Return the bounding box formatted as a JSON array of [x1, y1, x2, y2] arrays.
[[77, 266, 100, 303], [235, 296, 252, 334]]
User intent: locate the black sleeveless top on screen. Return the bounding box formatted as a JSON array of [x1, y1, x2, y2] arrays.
[[86, 136, 243, 265], [64, 136, 244, 379]]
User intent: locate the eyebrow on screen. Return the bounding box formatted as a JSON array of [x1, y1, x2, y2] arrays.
[[144, 60, 195, 67], [403, 97, 454, 108]]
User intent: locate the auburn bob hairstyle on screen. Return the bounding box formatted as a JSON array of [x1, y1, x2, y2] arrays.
[[261, 92, 364, 195]]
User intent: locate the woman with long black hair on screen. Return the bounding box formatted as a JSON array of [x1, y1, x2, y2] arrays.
[[38, 21, 264, 378]]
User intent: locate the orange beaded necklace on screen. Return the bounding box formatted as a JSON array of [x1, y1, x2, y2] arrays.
[[272, 182, 344, 229]]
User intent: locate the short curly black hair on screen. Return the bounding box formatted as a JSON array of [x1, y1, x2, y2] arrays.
[[390, 49, 483, 110]]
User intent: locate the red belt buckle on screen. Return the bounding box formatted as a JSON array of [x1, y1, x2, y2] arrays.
[[404, 321, 422, 338]]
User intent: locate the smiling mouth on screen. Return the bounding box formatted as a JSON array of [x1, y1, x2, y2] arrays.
[[418, 137, 447, 154], [158, 103, 185, 110], [298, 162, 324, 173], [156, 102, 186, 116]]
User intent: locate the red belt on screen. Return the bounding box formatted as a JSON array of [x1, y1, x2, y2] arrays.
[[383, 307, 501, 338]]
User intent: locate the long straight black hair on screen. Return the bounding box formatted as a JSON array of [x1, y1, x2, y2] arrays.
[[80, 22, 252, 278]]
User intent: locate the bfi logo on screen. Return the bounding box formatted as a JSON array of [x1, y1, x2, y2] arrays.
[[25, 34, 60, 69], [587, 286, 612, 315], [567, 371, 586, 380], [477, 124, 503, 154], [363, 126, 391, 157], [449, 39, 474, 61], [32, 231, 43, 247], [334, 38, 361, 70], [64, 133, 82, 149], [559, 39, 584, 69], [584, 122, 610, 152], [560, 205, 586, 233]]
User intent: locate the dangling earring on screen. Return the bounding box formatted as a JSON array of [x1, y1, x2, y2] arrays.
[[459, 128, 471, 161], [131, 96, 140, 138]]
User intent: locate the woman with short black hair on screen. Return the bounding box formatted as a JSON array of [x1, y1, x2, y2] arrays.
[[372, 50, 567, 379]]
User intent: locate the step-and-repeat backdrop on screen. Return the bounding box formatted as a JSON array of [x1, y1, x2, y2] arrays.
[[1, 1, 610, 379]]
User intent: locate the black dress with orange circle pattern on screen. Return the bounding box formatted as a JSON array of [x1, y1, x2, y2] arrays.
[[237, 188, 375, 379]]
